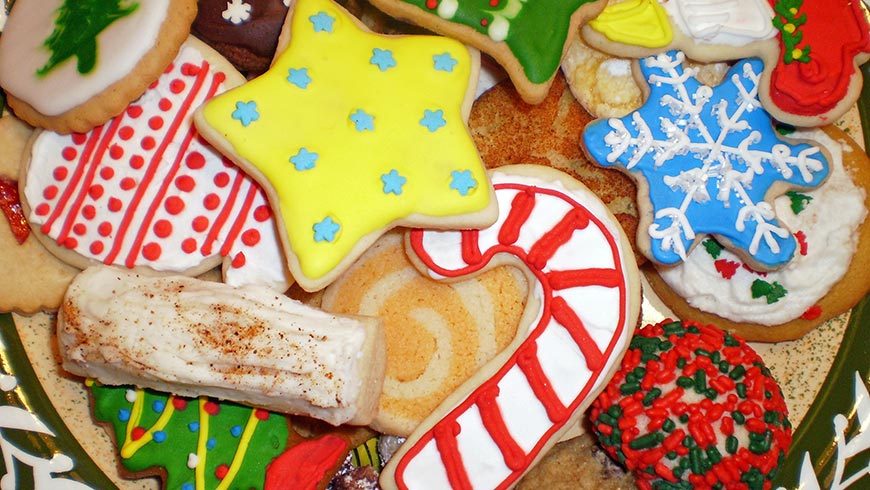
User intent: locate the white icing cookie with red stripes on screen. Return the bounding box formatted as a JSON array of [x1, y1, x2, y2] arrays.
[[20, 36, 292, 291], [380, 164, 641, 490]]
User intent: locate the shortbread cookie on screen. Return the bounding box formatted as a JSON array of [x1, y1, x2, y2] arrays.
[[381, 164, 641, 490], [366, 0, 608, 104], [590, 319, 792, 489], [645, 125, 870, 342], [21, 37, 291, 291], [195, 0, 496, 292], [0, 0, 196, 133], [582, 51, 830, 272], [321, 230, 528, 436]]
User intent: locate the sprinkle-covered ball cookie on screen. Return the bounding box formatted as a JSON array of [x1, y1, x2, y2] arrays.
[[589, 319, 792, 490]]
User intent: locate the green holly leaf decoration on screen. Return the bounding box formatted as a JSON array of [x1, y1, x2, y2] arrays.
[[703, 239, 724, 259], [785, 191, 813, 215], [37, 0, 139, 76], [751, 279, 789, 304], [772, 0, 811, 64]]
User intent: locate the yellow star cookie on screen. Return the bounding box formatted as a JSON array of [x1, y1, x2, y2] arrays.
[[195, 0, 496, 291]]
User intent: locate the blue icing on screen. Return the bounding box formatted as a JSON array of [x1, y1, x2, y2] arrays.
[[449, 169, 477, 196], [433, 52, 458, 72], [118, 408, 131, 422], [381, 169, 407, 195], [290, 148, 318, 171], [153, 430, 167, 443], [313, 217, 340, 242], [152, 399, 165, 413], [232, 100, 259, 127], [230, 425, 243, 437], [370, 48, 397, 71], [309, 11, 335, 32], [350, 109, 374, 132], [287, 67, 312, 89], [420, 109, 446, 132]]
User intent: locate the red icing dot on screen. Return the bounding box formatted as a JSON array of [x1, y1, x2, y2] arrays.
[[490, 0, 499, 5], [204, 401, 220, 415], [120, 177, 137, 190], [43, 186, 58, 200], [181, 63, 200, 76], [425, 0, 437, 8], [127, 106, 143, 118], [192, 216, 210, 232], [82, 205, 96, 220], [795, 230, 808, 256], [231, 252, 246, 268], [203, 194, 221, 210], [215, 464, 230, 480], [181, 238, 198, 254], [62, 147, 78, 161], [73, 223, 86, 236], [164, 62, 175, 74], [100, 166, 115, 180], [149, 78, 160, 89], [143, 242, 162, 261], [90, 241, 104, 255], [253, 205, 271, 222], [131, 426, 147, 441], [186, 152, 206, 169], [108, 197, 123, 212], [159, 98, 172, 111], [35, 203, 50, 216], [175, 175, 196, 192], [254, 409, 270, 421], [481, 18, 488, 26], [714, 259, 739, 280], [154, 219, 173, 238], [172, 398, 188, 410], [165, 196, 185, 215], [108, 144, 122, 160], [170, 79, 186, 94], [98, 222, 113, 237], [62, 236, 78, 249], [241, 229, 260, 246], [130, 155, 145, 169], [72, 133, 88, 144], [119, 126, 134, 140], [214, 72, 226, 84], [53, 166, 68, 181], [214, 172, 230, 188], [149, 116, 164, 130], [88, 185, 104, 200], [141, 136, 156, 151], [801, 305, 822, 320]]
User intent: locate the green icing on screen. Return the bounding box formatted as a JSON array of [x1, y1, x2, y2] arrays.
[[398, 0, 597, 84], [38, 0, 139, 76], [89, 383, 291, 489], [785, 190, 812, 215], [772, 0, 811, 64], [702, 239, 723, 259], [750, 278, 788, 304]]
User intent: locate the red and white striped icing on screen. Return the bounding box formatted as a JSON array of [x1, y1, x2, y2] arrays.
[[23, 42, 290, 291], [380, 167, 639, 490]]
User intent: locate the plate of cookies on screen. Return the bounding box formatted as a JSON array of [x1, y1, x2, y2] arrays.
[[1, 0, 870, 489]]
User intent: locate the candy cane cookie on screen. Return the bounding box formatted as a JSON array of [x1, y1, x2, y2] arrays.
[[20, 37, 292, 291], [380, 165, 641, 490]]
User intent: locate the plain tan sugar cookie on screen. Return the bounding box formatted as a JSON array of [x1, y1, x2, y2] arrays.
[[0, 0, 196, 133]]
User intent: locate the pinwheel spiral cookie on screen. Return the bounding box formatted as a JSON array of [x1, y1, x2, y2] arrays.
[[0, 0, 197, 133]]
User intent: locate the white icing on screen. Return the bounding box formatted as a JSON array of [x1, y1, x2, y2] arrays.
[[657, 129, 868, 325], [436, 0, 458, 19], [0, 0, 170, 115], [662, 0, 778, 46]]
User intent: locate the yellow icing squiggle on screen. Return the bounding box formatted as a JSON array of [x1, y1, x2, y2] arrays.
[[120, 390, 177, 459], [215, 410, 261, 490], [588, 0, 673, 48]]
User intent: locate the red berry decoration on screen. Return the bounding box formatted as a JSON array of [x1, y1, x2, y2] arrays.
[[589, 319, 792, 490]]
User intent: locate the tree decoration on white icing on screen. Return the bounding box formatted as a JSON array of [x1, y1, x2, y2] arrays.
[[222, 0, 253, 25], [583, 50, 829, 269]]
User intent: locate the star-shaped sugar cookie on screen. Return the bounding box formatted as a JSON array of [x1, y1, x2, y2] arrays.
[[195, 0, 496, 291]]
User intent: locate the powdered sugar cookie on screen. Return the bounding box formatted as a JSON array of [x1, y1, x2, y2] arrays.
[[21, 36, 292, 291], [645, 125, 870, 342], [582, 51, 830, 272], [365, 0, 608, 104], [195, 0, 497, 292], [380, 164, 641, 490], [0, 0, 197, 134]]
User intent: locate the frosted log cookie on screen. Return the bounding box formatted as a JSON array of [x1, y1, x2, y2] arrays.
[[645, 125, 870, 342], [362, 0, 609, 105], [582, 51, 830, 272], [0, 0, 197, 133], [380, 165, 641, 490], [195, 0, 496, 292], [321, 230, 528, 436], [20, 37, 291, 291], [0, 115, 77, 313]]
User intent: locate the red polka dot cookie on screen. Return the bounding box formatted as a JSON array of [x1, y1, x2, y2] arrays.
[[20, 37, 291, 291], [589, 319, 792, 490]]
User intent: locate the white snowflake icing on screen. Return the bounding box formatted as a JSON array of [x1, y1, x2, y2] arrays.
[[222, 0, 253, 25]]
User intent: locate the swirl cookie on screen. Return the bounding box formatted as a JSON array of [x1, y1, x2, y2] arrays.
[[0, 0, 196, 133], [321, 229, 529, 436], [645, 125, 870, 342], [195, 0, 496, 292], [380, 165, 641, 490], [20, 37, 291, 291]]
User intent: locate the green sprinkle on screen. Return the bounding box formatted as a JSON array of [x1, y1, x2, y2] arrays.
[[620, 382, 640, 396], [702, 239, 724, 259], [706, 446, 723, 464], [694, 370, 707, 394], [662, 321, 686, 336], [643, 387, 663, 406], [677, 357, 687, 369], [719, 360, 731, 373], [608, 405, 623, 418], [629, 432, 664, 450], [785, 191, 813, 214], [706, 388, 718, 400], [729, 365, 746, 380], [733, 411, 746, 424], [726, 435, 739, 454], [736, 383, 747, 398], [680, 413, 690, 423], [663, 418, 676, 432], [724, 333, 741, 347], [689, 447, 704, 475], [749, 430, 773, 454]]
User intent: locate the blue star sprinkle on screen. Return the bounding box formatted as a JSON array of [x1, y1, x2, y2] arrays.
[[370, 48, 397, 71], [449, 169, 477, 196], [287, 67, 312, 88], [583, 51, 829, 269], [433, 52, 458, 72], [313, 217, 341, 242], [381, 169, 407, 195], [231, 100, 259, 127], [350, 109, 375, 132], [290, 148, 318, 171], [420, 109, 446, 132], [309, 11, 335, 32]]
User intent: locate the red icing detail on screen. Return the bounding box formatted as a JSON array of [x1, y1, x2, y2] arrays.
[[164, 62, 175, 74], [241, 229, 261, 246], [110, 144, 124, 160], [62, 147, 78, 161], [432, 421, 472, 489], [214, 172, 230, 188], [120, 177, 137, 191], [142, 242, 162, 261], [53, 166, 68, 181], [498, 188, 535, 245], [100, 167, 114, 180], [215, 464, 230, 480], [215, 177, 256, 257], [72, 223, 86, 236], [182, 63, 200, 76], [264, 434, 349, 490], [44, 186, 58, 200], [552, 296, 604, 371], [88, 185, 104, 200], [795, 230, 808, 256], [425, 0, 437, 9], [255, 409, 270, 421], [481, 18, 488, 27], [254, 205, 271, 222], [82, 205, 96, 220], [490, 0, 499, 6], [477, 385, 527, 471], [232, 252, 247, 268], [149, 116, 164, 130], [800, 305, 822, 320], [108, 197, 123, 212], [35, 203, 50, 217], [90, 241, 104, 254], [517, 342, 569, 422], [0, 178, 30, 244], [192, 216, 210, 232], [164, 196, 185, 215], [159, 98, 173, 111], [182, 238, 198, 254], [175, 175, 196, 192], [72, 133, 88, 144], [131, 427, 147, 441], [204, 193, 221, 210], [186, 152, 206, 169], [141, 136, 156, 150], [204, 401, 220, 415], [130, 155, 145, 169], [119, 126, 134, 140], [172, 398, 188, 410], [154, 219, 173, 238], [63, 236, 78, 249], [714, 259, 739, 279], [460, 229, 482, 265], [170, 79, 186, 94], [98, 222, 113, 237], [127, 106, 143, 118]]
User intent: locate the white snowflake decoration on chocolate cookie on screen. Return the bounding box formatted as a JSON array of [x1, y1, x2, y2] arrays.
[[583, 50, 829, 270], [223, 0, 253, 24]]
